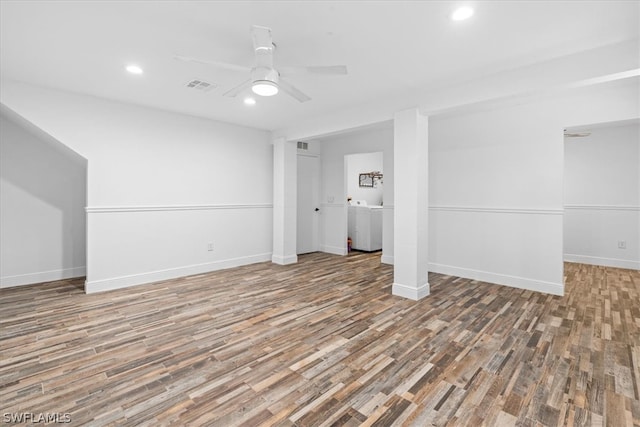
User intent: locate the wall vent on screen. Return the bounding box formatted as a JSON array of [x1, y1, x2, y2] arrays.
[[297, 141, 308, 150], [185, 79, 216, 92]]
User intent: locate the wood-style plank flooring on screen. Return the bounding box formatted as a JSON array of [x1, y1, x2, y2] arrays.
[[1, 252, 639, 426]]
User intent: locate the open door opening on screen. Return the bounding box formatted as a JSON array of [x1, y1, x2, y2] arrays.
[[563, 119, 639, 274], [345, 152, 384, 257], [0, 105, 87, 290]]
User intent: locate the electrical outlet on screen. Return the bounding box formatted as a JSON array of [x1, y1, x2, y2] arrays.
[[618, 241, 626, 249], [207, 242, 214, 251]]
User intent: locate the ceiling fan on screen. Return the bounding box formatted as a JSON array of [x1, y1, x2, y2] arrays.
[[175, 25, 347, 103]]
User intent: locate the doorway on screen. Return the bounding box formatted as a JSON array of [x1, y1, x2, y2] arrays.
[[563, 119, 639, 271], [345, 152, 384, 255], [0, 109, 87, 289]]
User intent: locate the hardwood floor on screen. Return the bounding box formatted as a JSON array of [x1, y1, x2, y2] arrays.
[[1, 253, 639, 426]]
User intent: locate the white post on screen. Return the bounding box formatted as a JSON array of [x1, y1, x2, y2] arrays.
[[392, 108, 429, 300], [272, 137, 298, 265]]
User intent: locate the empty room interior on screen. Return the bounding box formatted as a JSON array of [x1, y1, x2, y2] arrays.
[[1, 1, 639, 426]]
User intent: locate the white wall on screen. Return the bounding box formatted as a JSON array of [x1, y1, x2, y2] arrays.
[[564, 122, 640, 269], [1, 82, 273, 292], [346, 152, 384, 206], [316, 124, 394, 261], [2, 77, 636, 296], [428, 79, 639, 295], [1, 112, 87, 287]]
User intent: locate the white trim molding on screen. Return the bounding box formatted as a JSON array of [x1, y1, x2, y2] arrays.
[[563, 204, 640, 212], [86, 203, 273, 214], [85, 253, 271, 293], [1, 266, 86, 288], [381, 254, 394, 265], [429, 262, 564, 296], [564, 254, 640, 271], [321, 245, 348, 256], [271, 254, 298, 265], [392, 282, 430, 301], [429, 206, 563, 215]]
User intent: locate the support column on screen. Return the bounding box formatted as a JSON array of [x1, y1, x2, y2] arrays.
[[272, 137, 298, 265], [392, 108, 429, 300]]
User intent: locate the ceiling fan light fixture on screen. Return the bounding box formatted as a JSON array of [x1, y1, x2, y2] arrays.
[[125, 64, 144, 75], [451, 6, 474, 21], [252, 81, 279, 96]]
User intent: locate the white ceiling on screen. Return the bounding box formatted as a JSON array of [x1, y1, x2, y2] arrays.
[[1, 1, 638, 134]]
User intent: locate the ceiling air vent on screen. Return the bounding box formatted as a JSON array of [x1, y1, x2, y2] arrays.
[[297, 141, 308, 150], [563, 128, 591, 138], [185, 79, 216, 92], [564, 132, 591, 138]]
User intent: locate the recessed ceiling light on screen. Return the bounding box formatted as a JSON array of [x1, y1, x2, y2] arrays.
[[252, 81, 278, 97], [451, 6, 474, 21], [244, 97, 256, 105], [125, 65, 143, 75]]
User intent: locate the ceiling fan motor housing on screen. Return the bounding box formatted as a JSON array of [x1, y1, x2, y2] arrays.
[[251, 67, 279, 85]]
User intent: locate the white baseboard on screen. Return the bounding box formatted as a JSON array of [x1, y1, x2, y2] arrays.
[[428, 262, 564, 296], [564, 254, 640, 270], [1, 266, 86, 288], [271, 254, 298, 265], [85, 253, 271, 293], [392, 282, 430, 300], [381, 254, 394, 265], [321, 245, 347, 256]]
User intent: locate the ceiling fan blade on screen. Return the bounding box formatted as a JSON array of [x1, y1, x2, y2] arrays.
[[278, 79, 311, 103], [279, 65, 348, 77], [174, 55, 250, 73], [223, 79, 253, 97], [251, 25, 273, 51]]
